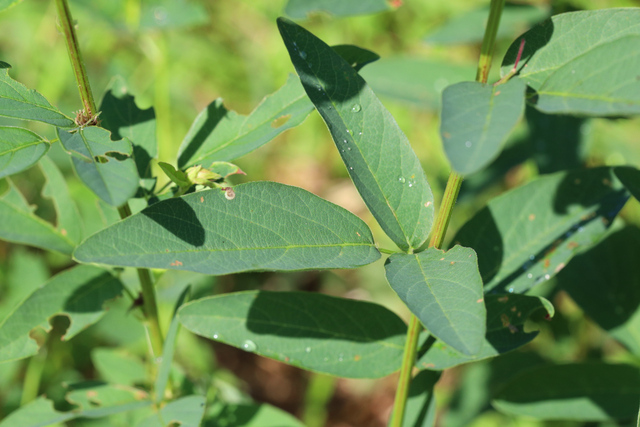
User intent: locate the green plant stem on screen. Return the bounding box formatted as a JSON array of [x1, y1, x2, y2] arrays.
[[54, 0, 97, 117], [117, 204, 165, 358], [20, 349, 47, 405], [390, 1, 506, 425]]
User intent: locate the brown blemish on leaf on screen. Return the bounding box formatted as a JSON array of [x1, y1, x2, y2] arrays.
[[422, 363, 435, 368], [498, 296, 509, 302], [450, 261, 455, 265], [170, 260, 183, 266], [500, 314, 510, 327], [443, 132, 451, 139], [476, 298, 484, 303], [574, 178, 581, 185], [555, 262, 566, 273], [354, 355, 361, 361], [510, 306, 517, 312], [61, 228, 67, 236], [271, 114, 292, 128], [568, 241, 579, 249], [494, 91, 501, 96], [440, 257, 445, 261], [200, 196, 204, 203], [528, 214, 535, 221]]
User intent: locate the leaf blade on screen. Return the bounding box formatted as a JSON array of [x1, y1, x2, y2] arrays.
[[0, 126, 49, 179]]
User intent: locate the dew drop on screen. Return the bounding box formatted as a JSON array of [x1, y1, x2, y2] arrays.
[[351, 103, 361, 113], [408, 180, 415, 188], [465, 141, 472, 148], [346, 129, 350, 134], [349, 166, 353, 170], [358, 131, 362, 136], [529, 255, 535, 261], [544, 274, 550, 280], [213, 334, 219, 339], [398, 176, 406, 184], [305, 347, 311, 353], [527, 273, 533, 279], [299, 51, 307, 59], [508, 288, 514, 293], [242, 340, 257, 352], [343, 139, 348, 143], [347, 147, 351, 151]]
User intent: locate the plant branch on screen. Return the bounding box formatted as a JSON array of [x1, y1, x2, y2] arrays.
[[55, 0, 97, 118], [390, 1, 506, 425]]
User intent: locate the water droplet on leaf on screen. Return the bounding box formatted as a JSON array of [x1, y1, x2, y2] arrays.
[[299, 51, 307, 59], [351, 104, 361, 112], [242, 340, 257, 352], [305, 347, 311, 353], [465, 141, 472, 148], [398, 176, 406, 184]]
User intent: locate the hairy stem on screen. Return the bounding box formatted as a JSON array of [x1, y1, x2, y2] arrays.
[[390, 1, 506, 425], [55, 0, 97, 117]]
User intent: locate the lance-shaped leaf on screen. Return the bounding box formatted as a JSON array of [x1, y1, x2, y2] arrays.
[[57, 126, 139, 207], [178, 45, 378, 169], [453, 167, 629, 294], [99, 76, 157, 181], [138, 395, 205, 427], [284, 0, 391, 19], [0, 265, 123, 363], [557, 227, 640, 355], [501, 9, 640, 116], [360, 58, 476, 110], [385, 246, 485, 355], [492, 363, 640, 421], [279, 18, 434, 252], [0, 178, 75, 254], [0, 62, 74, 127], [0, 126, 49, 179], [441, 78, 526, 175], [416, 293, 554, 370], [178, 290, 407, 378], [425, 4, 548, 45], [40, 156, 83, 244], [74, 181, 380, 274]]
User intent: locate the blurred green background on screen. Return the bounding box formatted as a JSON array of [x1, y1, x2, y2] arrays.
[[1, 0, 640, 426]]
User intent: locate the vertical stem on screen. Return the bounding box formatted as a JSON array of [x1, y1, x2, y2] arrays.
[[117, 205, 165, 358], [54, 0, 97, 117], [390, 1, 506, 425]]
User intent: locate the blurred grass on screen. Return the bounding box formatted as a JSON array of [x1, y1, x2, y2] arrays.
[[2, 0, 640, 425]]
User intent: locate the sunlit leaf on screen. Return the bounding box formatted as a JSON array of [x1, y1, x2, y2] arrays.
[[385, 246, 486, 356], [92, 348, 147, 386], [416, 294, 554, 370], [453, 167, 628, 294], [0, 126, 49, 179], [441, 77, 526, 175], [492, 363, 640, 421], [0, 265, 123, 363], [0, 62, 74, 127], [138, 395, 205, 427], [279, 18, 434, 252], [284, 0, 391, 19], [178, 290, 407, 378], [57, 126, 139, 207], [74, 182, 380, 274]]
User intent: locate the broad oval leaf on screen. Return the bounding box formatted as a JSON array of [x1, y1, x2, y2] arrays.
[[492, 363, 640, 421], [99, 76, 157, 181], [0, 126, 49, 179], [177, 290, 407, 378], [416, 293, 554, 370], [425, 4, 548, 45], [0, 265, 123, 363], [454, 167, 629, 294], [557, 226, 640, 355], [0, 178, 75, 254], [360, 57, 476, 110], [501, 9, 640, 116], [0, 62, 74, 127], [74, 181, 380, 274], [440, 78, 526, 175], [57, 126, 139, 207], [278, 18, 434, 252], [385, 246, 486, 356], [284, 0, 391, 19]]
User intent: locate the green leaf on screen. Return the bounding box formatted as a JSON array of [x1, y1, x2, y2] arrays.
[[0, 248, 49, 324], [402, 370, 441, 427], [0, 178, 75, 254], [154, 286, 191, 404], [177, 45, 379, 169], [416, 294, 554, 370], [440, 78, 526, 175], [139, 0, 207, 30], [425, 4, 548, 45], [0, 63, 74, 127], [92, 348, 147, 386], [0, 0, 24, 13], [557, 226, 640, 355], [491, 363, 640, 421], [204, 402, 305, 427], [453, 167, 629, 294], [158, 162, 191, 188], [177, 75, 311, 168], [57, 126, 140, 207], [284, 0, 390, 19], [360, 58, 476, 110], [501, 9, 640, 116], [616, 166, 640, 201], [278, 18, 434, 252], [0, 265, 123, 363], [178, 290, 407, 378], [138, 395, 205, 427], [99, 76, 157, 181], [385, 246, 486, 356], [40, 156, 83, 245], [0, 396, 74, 427], [0, 126, 49, 179], [65, 382, 151, 418], [74, 181, 380, 274]]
